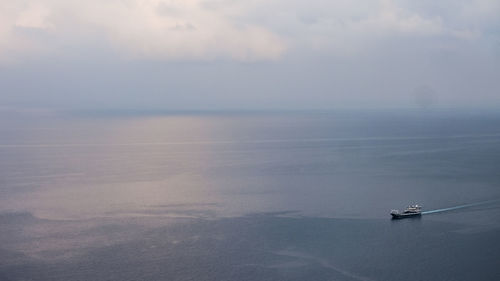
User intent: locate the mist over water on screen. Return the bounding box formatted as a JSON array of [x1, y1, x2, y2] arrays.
[[1, 110, 500, 280]]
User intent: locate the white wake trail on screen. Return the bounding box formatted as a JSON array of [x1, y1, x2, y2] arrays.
[[422, 200, 499, 215]]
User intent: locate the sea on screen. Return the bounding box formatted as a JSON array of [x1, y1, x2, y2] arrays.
[[1, 110, 499, 281]]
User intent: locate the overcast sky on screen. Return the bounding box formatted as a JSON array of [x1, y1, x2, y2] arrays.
[[1, 0, 499, 111]]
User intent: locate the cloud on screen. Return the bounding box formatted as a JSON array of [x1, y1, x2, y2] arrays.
[[0, 0, 499, 110], [15, 2, 52, 29], [242, 0, 493, 56], [2, 0, 498, 63], [0, 0, 286, 62]]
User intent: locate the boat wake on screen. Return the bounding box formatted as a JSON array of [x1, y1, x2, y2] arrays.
[[422, 200, 499, 215]]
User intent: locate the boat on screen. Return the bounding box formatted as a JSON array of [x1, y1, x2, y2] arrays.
[[390, 204, 422, 219]]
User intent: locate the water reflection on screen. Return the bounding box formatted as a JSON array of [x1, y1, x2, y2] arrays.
[[1, 112, 500, 221]]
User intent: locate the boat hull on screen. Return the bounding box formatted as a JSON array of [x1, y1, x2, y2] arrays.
[[391, 213, 422, 219]]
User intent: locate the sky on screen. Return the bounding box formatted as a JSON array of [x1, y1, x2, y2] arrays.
[[0, 0, 499, 111]]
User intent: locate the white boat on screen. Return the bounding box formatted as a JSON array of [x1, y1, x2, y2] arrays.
[[390, 204, 422, 219]]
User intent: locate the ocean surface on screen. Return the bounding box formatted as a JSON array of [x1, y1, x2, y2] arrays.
[[1, 110, 500, 281]]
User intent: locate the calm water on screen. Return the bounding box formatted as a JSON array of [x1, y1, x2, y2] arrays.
[[1, 110, 500, 280]]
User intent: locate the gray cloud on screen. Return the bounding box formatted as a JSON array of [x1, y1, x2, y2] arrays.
[[0, 0, 499, 110]]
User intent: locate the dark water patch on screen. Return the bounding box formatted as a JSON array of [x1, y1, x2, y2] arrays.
[[1, 213, 499, 281]]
